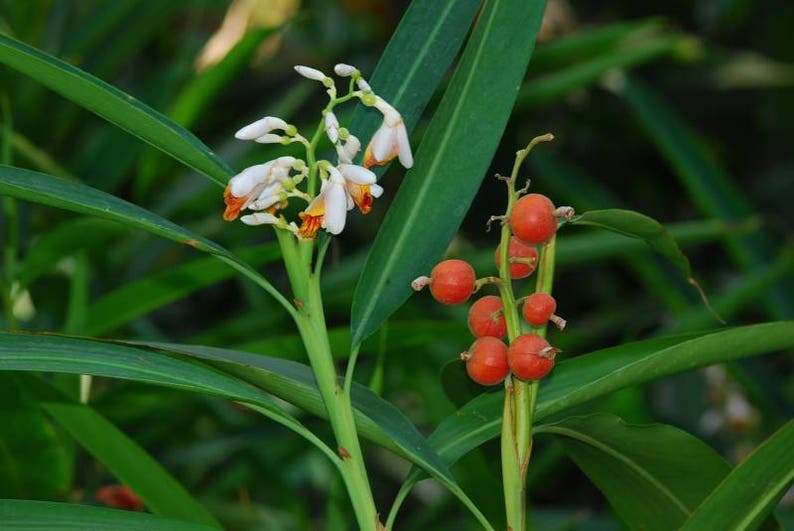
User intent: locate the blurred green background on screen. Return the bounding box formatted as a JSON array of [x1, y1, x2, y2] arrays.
[[1, 0, 792, 529]]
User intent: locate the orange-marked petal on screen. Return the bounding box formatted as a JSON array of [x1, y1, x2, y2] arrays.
[[298, 212, 323, 238], [223, 186, 247, 221], [350, 184, 374, 214]]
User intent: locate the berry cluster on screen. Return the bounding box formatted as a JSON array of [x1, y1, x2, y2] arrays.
[[413, 192, 572, 387]]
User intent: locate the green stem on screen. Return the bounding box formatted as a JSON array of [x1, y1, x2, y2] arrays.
[[277, 228, 379, 530], [498, 134, 555, 531]]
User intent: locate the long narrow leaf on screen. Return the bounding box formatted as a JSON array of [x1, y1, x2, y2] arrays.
[[0, 499, 218, 531], [351, 0, 548, 344], [0, 34, 233, 185], [681, 419, 794, 531], [18, 375, 220, 527]]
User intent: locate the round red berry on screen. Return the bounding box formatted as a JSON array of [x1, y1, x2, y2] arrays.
[[430, 259, 476, 305], [510, 193, 557, 244], [461, 337, 509, 386], [467, 296, 507, 338], [508, 333, 556, 380], [522, 293, 557, 326], [495, 236, 539, 279]]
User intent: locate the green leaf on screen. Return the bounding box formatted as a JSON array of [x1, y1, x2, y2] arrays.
[[535, 414, 731, 531], [0, 34, 233, 186], [0, 375, 72, 500], [0, 332, 325, 461], [17, 375, 220, 528], [396, 323, 794, 497], [571, 208, 694, 281], [347, 0, 481, 165], [351, 0, 548, 345], [0, 499, 218, 531], [682, 419, 794, 531], [17, 218, 126, 288], [0, 165, 290, 315], [84, 245, 281, 336]]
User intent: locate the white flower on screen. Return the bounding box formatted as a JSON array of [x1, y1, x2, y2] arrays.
[[334, 63, 358, 77], [357, 78, 372, 93], [363, 97, 412, 169], [223, 157, 297, 221], [294, 65, 327, 81], [235, 116, 288, 140], [298, 169, 348, 237], [240, 212, 279, 226], [324, 111, 340, 144], [336, 134, 361, 164]]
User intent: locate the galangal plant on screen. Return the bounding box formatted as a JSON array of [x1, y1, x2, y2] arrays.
[[0, 1, 792, 530]]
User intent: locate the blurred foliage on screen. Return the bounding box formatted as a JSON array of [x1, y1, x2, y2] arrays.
[[0, 0, 792, 529]]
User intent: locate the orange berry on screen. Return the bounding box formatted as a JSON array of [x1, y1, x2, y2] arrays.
[[461, 337, 509, 386], [508, 333, 556, 380], [522, 293, 557, 326], [467, 296, 507, 338], [429, 259, 476, 305], [495, 236, 538, 279], [510, 193, 557, 244]]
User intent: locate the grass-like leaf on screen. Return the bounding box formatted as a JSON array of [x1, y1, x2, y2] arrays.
[[536, 414, 731, 531], [0, 34, 233, 186], [351, 0, 548, 345], [681, 419, 794, 531]]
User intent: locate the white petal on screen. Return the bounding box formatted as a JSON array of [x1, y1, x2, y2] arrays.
[[371, 124, 395, 162], [323, 182, 347, 235], [373, 97, 400, 126], [334, 63, 357, 77], [249, 194, 280, 211], [324, 112, 339, 143], [394, 122, 413, 168], [345, 190, 355, 210], [357, 78, 372, 92], [240, 212, 279, 226], [370, 183, 384, 198], [235, 116, 287, 139], [344, 135, 361, 158], [294, 65, 326, 81], [229, 163, 272, 196], [255, 133, 283, 144], [338, 164, 376, 185], [269, 166, 289, 182]]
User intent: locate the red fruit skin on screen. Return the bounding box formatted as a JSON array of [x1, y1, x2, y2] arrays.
[[510, 193, 557, 244], [468, 295, 507, 338], [508, 333, 555, 380], [464, 337, 509, 386], [430, 259, 476, 305], [495, 236, 539, 279], [522, 293, 557, 326]]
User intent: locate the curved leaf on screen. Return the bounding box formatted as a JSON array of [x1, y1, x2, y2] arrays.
[[0, 165, 291, 316], [571, 209, 694, 281], [535, 414, 731, 531], [347, 0, 481, 168], [351, 0, 548, 344], [682, 419, 794, 531], [0, 34, 233, 185], [85, 245, 281, 336], [396, 323, 794, 499], [18, 375, 220, 528], [0, 499, 218, 531]]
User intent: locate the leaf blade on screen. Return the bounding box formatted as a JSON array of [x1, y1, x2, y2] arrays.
[[351, 0, 548, 344]]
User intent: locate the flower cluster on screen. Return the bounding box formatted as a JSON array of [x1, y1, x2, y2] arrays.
[[222, 64, 413, 238]]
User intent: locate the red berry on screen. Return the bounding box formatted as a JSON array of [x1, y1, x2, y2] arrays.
[[508, 333, 556, 380], [510, 193, 557, 244], [461, 337, 509, 386], [467, 296, 507, 338], [495, 236, 539, 279], [429, 259, 476, 305], [522, 293, 557, 326]]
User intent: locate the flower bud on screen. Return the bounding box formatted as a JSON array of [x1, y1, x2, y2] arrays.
[[324, 111, 340, 143], [294, 65, 326, 81], [334, 63, 358, 77]]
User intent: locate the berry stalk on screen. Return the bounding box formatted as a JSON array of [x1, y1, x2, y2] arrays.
[[497, 134, 554, 531]]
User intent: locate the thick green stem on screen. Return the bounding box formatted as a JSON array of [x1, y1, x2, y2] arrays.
[[277, 227, 379, 529]]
